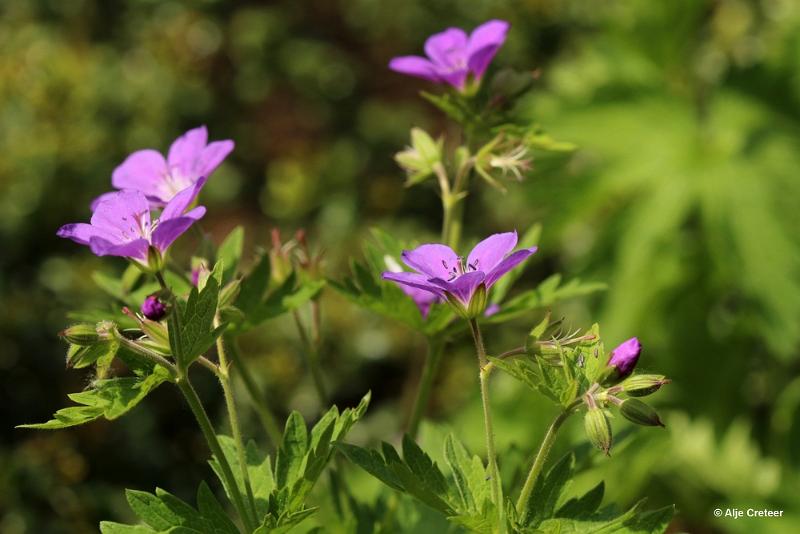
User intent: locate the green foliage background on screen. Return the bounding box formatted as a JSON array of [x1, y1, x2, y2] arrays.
[[1, 0, 799, 532]]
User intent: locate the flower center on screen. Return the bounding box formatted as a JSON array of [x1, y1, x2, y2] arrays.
[[441, 257, 479, 281]]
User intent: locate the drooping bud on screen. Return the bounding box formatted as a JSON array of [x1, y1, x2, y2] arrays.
[[60, 324, 100, 346], [584, 407, 613, 455], [604, 337, 641, 383], [619, 398, 665, 427], [620, 374, 670, 397], [141, 295, 167, 321]]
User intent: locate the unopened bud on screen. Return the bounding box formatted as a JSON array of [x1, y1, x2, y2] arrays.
[[602, 337, 642, 385], [620, 374, 670, 397], [619, 398, 665, 428], [141, 295, 167, 321], [61, 324, 100, 346], [466, 284, 488, 319], [584, 407, 613, 456]]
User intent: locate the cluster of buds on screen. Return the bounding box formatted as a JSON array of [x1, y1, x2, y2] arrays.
[[474, 135, 532, 191], [270, 228, 324, 285], [582, 338, 670, 455]]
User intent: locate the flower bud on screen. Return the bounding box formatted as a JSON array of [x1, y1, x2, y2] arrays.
[[466, 284, 488, 319], [619, 398, 665, 427], [60, 324, 100, 346], [604, 337, 641, 384], [584, 407, 613, 456], [620, 374, 670, 397], [141, 295, 167, 321]]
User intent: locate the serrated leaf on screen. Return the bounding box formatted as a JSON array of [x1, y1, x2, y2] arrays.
[[556, 481, 605, 520], [170, 262, 222, 366], [235, 251, 271, 317], [67, 339, 119, 369], [18, 366, 170, 429], [521, 453, 575, 527], [99, 522, 156, 534], [444, 434, 477, 513], [275, 412, 309, 489], [196, 482, 239, 534]]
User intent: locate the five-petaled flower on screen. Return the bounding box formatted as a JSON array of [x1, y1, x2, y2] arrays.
[[92, 126, 233, 209], [382, 231, 536, 318], [389, 19, 510, 91], [57, 183, 205, 266], [608, 337, 642, 379]]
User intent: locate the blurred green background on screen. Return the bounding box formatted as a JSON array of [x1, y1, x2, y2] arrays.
[[2, 0, 800, 532]]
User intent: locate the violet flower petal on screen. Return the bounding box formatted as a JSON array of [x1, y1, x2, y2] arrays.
[[398, 284, 440, 318], [56, 223, 117, 246], [199, 140, 235, 180], [388, 56, 442, 82], [466, 19, 510, 78], [90, 190, 152, 240], [467, 231, 518, 273], [111, 149, 168, 196], [401, 244, 460, 279], [89, 191, 119, 212], [382, 271, 445, 297], [430, 270, 485, 305], [424, 27, 469, 67], [151, 211, 205, 252], [167, 125, 208, 175], [160, 178, 207, 221], [89, 236, 150, 260], [484, 247, 537, 288]]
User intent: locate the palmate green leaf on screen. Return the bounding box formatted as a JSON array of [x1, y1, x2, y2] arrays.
[[235, 250, 271, 317], [531, 500, 673, 534], [170, 261, 224, 367], [18, 366, 171, 430], [485, 274, 606, 324], [210, 393, 370, 528], [521, 453, 575, 528], [217, 226, 244, 283], [67, 339, 119, 369], [556, 481, 605, 520], [235, 267, 326, 330], [338, 435, 455, 516], [100, 483, 238, 534], [489, 355, 575, 408]]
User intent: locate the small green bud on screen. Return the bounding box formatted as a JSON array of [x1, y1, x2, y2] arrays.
[[466, 284, 488, 319], [619, 398, 665, 428], [584, 407, 613, 455], [60, 324, 100, 346], [146, 246, 163, 273], [620, 374, 670, 397]]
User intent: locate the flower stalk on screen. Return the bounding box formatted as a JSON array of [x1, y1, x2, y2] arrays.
[[469, 319, 504, 527]]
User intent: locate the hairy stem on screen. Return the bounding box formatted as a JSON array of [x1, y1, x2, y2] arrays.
[[176, 376, 255, 532], [515, 400, 582, 515], [215, 316, 258, 528], [226, 336, 283, 448], [407, 337, 445, 439], [469, 319, 504, 527]]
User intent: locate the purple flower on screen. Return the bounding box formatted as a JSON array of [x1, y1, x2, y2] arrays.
[[92, 126, 233, 209], [57, 184, 205, 265], [608, 337, 642, 379], [382, 231, 536, 318], [389, 19, 510, 90], [141, 295, 167, 321]]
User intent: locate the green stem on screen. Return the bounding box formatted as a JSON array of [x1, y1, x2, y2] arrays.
[[515, 401, 582, 515], [407, 337, 445, 439], [469, 319, 504, 528], [292, 309, 327, 405], [215, 317, 259, 528], [176, 376, 256, 533], [226, 336, 283, 448]]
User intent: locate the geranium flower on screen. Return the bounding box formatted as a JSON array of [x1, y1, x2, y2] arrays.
[[389, 19, 510, 90], [58, 183, 205, 265], [382, 231, 536, 318], [92, 126, 233, 208]]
